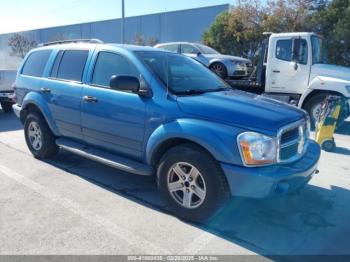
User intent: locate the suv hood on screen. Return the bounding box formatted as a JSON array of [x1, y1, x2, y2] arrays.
[[203, 54, 251, 63], [311, 64, 350, 81], [176, 90, 306, 133]]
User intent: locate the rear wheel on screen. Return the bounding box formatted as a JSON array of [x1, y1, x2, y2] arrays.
[[24, 112, 59, 159], [157, 144, 230, 222], [209, 62, 227, 79], [1, 101, 13, 113]]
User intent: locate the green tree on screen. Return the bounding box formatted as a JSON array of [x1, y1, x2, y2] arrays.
[[203, 0, 319, 58], [306, 0, 350, 66]]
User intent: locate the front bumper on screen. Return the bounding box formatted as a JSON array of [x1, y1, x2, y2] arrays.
[[221, 140, 321, 198], [12, 103, 21, 118]]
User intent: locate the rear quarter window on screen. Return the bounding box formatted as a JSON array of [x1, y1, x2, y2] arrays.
[[21, 50, 52, 77]]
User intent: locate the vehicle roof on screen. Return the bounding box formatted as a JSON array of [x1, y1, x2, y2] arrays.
[[155, 42, 202, 46], [270, 32, 318, 38], [32, 42, 169, 53]]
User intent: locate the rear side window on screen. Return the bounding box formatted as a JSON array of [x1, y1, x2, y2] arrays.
[[276, 40, 292, 61], [159, 44, 179, 53], [21, 50, 52, 77], [92, 52, 138, 87], [54, 50, 89, 82]]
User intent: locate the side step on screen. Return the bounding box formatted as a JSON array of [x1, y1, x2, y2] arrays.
[[55, 138, 153, 176]]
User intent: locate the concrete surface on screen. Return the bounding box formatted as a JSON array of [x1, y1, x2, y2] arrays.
[[0, 110, 349, 256]]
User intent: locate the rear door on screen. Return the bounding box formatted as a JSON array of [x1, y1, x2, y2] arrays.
[[266, 37, 311, 94], [41, 49, 91, 140], [81, 51, 146, 160]]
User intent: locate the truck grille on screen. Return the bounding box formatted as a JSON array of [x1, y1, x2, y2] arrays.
[[279, 120, 308, 162]]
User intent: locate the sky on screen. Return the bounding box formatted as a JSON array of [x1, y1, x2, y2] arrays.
[[0, 0, 231, 34]]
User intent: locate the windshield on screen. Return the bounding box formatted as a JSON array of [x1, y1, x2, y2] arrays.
[[311, 35, 327, 64], [136, 51, 230, 95], [195, 44, 220, 55]]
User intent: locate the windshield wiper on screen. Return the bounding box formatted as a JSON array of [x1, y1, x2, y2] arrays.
[[203, 86, 232, 93], [175, 89, 206, 95]]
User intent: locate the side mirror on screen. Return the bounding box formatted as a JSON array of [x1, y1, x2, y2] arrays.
[[110, 75, 140, 93]]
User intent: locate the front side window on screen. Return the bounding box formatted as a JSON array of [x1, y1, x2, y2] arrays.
[[56, 50, 89, 82], [276, 39, 293, 61], [22, 50, 52, 77], [136, 51, 230, 95], [92, 52, 138, 87], [181, 44, 199, 54], [195, 44, 220, 55]]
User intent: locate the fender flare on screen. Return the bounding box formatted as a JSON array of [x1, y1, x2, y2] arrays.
[[298, 76, 350, 108], [21, 91, 60, 136], [145, 118, 244, 166]]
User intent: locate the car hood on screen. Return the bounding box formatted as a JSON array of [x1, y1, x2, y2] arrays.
[[176, 90, 306, 133], [203, 54, 251, 63], [311, 64, 350, 81]]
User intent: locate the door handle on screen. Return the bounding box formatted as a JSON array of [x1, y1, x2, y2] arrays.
[[272, 70, 280, 73], [40, 87, 51, 93], [83, 96, 98, 103]]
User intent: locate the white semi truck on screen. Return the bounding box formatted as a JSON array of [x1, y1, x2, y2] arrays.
[[229, 32, 350, 127], [0, 70, 16, 113]]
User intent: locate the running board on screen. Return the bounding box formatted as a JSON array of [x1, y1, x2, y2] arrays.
[[55, 138, 153, 176]]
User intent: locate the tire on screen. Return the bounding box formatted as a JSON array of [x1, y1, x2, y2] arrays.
[[209, 62, 227, 79], [1, 101, 13, 113], [157, 144, 230, 222], [304, 93, 328, 129], [322, 139, 336, 152], [24, 112, 59, 159]]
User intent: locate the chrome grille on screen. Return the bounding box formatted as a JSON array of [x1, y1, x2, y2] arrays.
[[278, 120, 308, 163]]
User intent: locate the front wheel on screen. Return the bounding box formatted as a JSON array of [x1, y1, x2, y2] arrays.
[[209, 63, 227, 79], [157, 144, 230, 222], [304, 94, 327, 129]]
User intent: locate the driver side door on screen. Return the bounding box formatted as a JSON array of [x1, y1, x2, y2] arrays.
[[266, 37, 311, 94]]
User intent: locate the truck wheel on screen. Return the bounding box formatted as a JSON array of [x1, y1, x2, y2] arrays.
[[157, 144, 230, 222], [210, 63, 227, 79], [322, 139, 336, 152], [304, 93, 327, 128], [24, 112, 59, 159], [1, 101, 13, 113]]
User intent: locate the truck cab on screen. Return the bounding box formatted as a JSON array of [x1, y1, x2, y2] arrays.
[[231, 32, 350, 126]]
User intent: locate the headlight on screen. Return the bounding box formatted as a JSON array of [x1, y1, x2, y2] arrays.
[[238, 132, 277, 166]]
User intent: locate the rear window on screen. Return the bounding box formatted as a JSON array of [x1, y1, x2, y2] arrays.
[[21, 50, 52, 77], [55, 50, 89, 82]]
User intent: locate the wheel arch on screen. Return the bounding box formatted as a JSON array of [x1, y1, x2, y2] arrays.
[[21, 97, 59, 136], [301, 89, 344, 109], [145, 119, 243, 167]]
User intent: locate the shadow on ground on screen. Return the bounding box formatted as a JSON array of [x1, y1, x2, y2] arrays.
[[336, 120, 350, 136], [43, 150, 350, 256], [0, 111, 22, 132]]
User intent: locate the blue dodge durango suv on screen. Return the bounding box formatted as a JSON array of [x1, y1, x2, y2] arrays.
[[13, 39, 321, 221]]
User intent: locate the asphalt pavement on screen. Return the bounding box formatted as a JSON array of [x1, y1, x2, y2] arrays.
[[0, 110, 349, 256]]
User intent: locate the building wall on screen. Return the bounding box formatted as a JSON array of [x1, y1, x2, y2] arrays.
[[0, 4, 228, 69]]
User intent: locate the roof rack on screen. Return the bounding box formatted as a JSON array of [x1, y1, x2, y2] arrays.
[[38, 38, 104, 47]]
